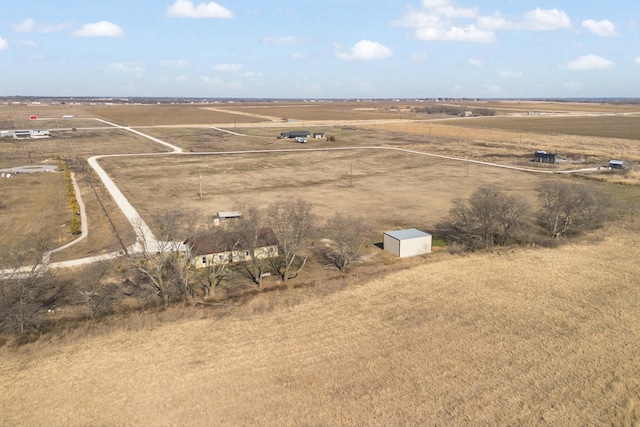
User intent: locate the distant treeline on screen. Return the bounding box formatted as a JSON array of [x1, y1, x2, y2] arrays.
[[411, 106, 496, 117]]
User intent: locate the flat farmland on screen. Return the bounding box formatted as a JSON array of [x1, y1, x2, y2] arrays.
[[372, 120, 640, 164], [88, 104, 269, 127], [438, 100, 640, 115], [212, 101, 426, 122], [100, 148, 553, 236], [449, 115, 640, 142]]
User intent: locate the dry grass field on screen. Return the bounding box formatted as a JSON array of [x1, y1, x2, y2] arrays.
[[1, 226, 639, 426], [99, 148, 554, 238], [2, 101, 640, 425]]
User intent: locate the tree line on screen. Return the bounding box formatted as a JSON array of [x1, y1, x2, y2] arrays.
[[438, 182, 610, 252]]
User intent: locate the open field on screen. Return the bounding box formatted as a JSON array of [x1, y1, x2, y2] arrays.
[[1, 227, 639, 426], [371, 121, 640, 165], [451, 115, 640, 143], [100, 148, 555, 238], [0, 170, 71, 250], [436, 100, 640, 115]]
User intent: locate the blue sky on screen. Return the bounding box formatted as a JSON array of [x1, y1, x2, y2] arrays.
[[1, 0, 639, 98]]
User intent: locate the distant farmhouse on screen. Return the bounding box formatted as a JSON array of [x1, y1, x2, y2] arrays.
[[184, 228, 279, 269], [534, 150, 557, 164]]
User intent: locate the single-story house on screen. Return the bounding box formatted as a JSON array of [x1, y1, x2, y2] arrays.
[[184, 228, 279, 268], [383, 228, 432, 258], [534, 150, 558, 164], [313, 132, 325, 139], [609, 159, 626, 170], [280, 130, 310, 139]]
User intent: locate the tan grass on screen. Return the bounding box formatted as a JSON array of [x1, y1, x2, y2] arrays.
[[1, 227, 639, 426]]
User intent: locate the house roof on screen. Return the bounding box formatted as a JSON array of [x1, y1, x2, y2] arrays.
[[609, 159, 625, 165], [186, 228, 278, 256], [384, 228, 431, 241]]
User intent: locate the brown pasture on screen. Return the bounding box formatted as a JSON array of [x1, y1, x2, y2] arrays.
[[100, 147, 556, 239], [1, 228, 639, 426]]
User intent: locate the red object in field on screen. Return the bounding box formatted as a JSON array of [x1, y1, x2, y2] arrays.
[[30, 115, 38, 120]]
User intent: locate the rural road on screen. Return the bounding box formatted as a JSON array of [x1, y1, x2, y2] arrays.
[[1, 115, 604, 275]]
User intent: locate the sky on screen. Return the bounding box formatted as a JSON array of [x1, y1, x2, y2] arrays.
[[1, 0, 639, 99]]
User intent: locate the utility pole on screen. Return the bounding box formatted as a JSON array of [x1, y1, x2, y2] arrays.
[[621, 145, 625, 160], [466, 155, 469, 177], [198, 170, 203, 199]]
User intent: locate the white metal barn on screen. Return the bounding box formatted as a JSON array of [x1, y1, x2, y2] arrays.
[[383, 228, 432, 258]]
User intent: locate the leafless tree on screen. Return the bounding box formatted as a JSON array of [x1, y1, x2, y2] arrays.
[[266, 199, 318, 283], [444, 186, 530, 250], [232, 205, 273, 287], [199, 230, 240, 297], [128, 209, 198, 307], [321, 213, 370, 272], [0, 239, 65, 336], [79, 263, 120, 320], [537, 182, 608, 238]]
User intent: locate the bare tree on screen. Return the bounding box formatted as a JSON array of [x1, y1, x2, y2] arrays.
[[321, 213, 370, 272], [266, 199, 318, 283], [537, 182, 608, 238], [79, 263, 120, 320], [188, 228, 241, 297], [128, 209, 198, 307], [233, 205, 274, 287], [443, 186, 530, 250], [0, 239, 65, 336]]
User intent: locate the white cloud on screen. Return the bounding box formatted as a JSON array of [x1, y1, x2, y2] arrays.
[[213, 63, 243, 71], [635, 57, 640, 65], [521, 8, 571, 30], [416, 25, 495, 42], [160, 59, 190, 68], [563, 81, 584, 91], [243, 71, 262, 78], [108, 62, 145, 76], [167, 0, 233, 19], [478, 8, 571, 31], [0, 38, 8, 51], [421, 0, 478, 19], [336, 40, 394, 60], [468, 58, 483, 67], [582, 19, 617, 37], [75, 21, 124, 38], [563, 54, 614, 70], [201, 76, 224, 84], [499, 70, 523, 78], [12, 18, 35, 33]]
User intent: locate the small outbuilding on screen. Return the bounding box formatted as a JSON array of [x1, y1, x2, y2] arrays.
[[534, 150, 557, 164], [383, 228, 432, 258], [609, 159, 626, 170]]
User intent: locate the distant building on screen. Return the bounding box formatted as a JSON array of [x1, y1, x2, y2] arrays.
[[280, 130, 310, 139], [13, 130, 31, 139], [383, 228, 432, 258], [609, 159, 626, 170], [184, 228, 279, 268], [313, 132, 325, 139], [30, 129, 51, 138], [212, 211, 242, 226], [534, 150, 558, 164]]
